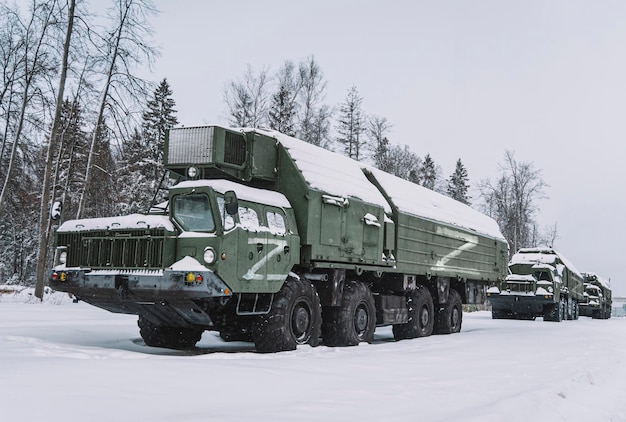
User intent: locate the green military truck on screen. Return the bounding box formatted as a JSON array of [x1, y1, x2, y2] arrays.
[[49, 126, 508, 352], [579, 272, 612, 319], [487, 248, 584, 322]]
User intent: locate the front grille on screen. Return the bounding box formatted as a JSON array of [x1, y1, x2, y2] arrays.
[[58, 229, 167, 269]]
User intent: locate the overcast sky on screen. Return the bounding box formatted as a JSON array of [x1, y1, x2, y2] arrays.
[[144, 0, 626, 295]]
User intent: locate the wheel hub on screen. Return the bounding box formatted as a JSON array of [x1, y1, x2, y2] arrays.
[[354, 305, 369, 335], [292, 304, 311, 341]]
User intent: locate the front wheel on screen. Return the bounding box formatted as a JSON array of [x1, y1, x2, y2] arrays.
[[138, 316, 202, 350], [253, 276, 322, 353]]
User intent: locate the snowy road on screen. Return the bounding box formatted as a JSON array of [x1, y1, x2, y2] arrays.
[[1, 293, 625, 422]]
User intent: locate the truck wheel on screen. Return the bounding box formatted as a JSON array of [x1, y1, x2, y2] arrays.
[[543, 300, 563, 322], [392, 285, 434, 340], [573, 301, 579, 320], [138, 316, 202, 350], [433, 289, 462, 334], [253, 276, 321, 353], [322, 281, 376, 347]]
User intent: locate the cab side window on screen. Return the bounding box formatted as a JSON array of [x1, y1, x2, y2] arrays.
[[238, 204, 260, 231], [266, 209, 287, 235]]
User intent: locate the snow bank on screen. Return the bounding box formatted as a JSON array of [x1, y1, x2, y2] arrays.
[[0, 285, 75, 305]]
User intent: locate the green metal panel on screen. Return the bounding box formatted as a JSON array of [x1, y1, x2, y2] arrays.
[[394, 212, 503, 281]]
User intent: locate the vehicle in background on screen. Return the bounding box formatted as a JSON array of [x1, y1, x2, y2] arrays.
[[487, 248, 584, 322], [580, 272, 612, 319]]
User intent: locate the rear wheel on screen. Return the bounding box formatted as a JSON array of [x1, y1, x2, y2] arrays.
[[393, 285, 434, 340], [253, 276, 321, 353], [433, 289, 463, 334], [138, 316, 202, 350], [322, 281, 376, 346]]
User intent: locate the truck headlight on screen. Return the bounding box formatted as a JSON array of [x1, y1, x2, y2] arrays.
[[203, 247, 216, 264], [59, 251, 67, 264]]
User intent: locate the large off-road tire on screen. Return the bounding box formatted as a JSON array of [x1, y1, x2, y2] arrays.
[[566, 297, 574, 320], [322, 281, 376, 347], [138, 316, 203, 350], [392, 285, 434, 340], [573, 301, 579, 320], [544, 297, 565, 322], [252, 276, 322, 353], [433, 289, 463, 334]]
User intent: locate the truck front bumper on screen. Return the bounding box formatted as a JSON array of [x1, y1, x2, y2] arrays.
[[487, 292, 552, 316], [49, 266, 232, 326]]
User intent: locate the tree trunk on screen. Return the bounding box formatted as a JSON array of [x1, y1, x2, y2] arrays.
[[34, 0, 76, 300]]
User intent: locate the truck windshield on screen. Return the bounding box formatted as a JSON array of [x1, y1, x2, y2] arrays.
[[172, 194, 215, 232]]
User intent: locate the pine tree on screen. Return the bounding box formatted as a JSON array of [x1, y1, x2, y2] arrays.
[[142, 78, 179, 180], [268, 86, 296, 136], [336, 85, 366, 160], [447, 159, 471, 204], [116, 128, 154, 214], [82, 121, 117, 218], [418, 154, 437, 190]]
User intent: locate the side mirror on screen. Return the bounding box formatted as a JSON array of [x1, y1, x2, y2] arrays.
[[223, 191, 238, 215], [50, 201, 63, 220]]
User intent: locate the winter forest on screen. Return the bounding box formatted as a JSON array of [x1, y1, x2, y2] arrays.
[[0, 0, 556, 294]]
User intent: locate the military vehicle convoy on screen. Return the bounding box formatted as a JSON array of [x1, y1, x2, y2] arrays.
[[579, 272, 612, 319], [487, 248, 584, 322], [49, 125, 508, 352]]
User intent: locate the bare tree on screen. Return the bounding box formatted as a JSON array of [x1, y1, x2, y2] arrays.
[[541, 222, 560, 248], [76, 0, 157, 218], [297, 56, 329, 145], [478, 150, 548, 255], [34, 0, 76, 300], [382, 144, 422, 181], [0, 1, 59, 213], [367, 115, 392, 169], [223, 64, 270, 128]]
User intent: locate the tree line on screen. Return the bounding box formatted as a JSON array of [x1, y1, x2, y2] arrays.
[[0, 0, 554, 293]]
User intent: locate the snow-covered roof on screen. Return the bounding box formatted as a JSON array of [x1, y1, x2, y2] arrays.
[[251, 128, 505, 241], [57, 214, 175, 233], [174, 179, 292, 209], [364, 166, 505, 241], [582, 272, 611, 289], [257, 129, 392, 212], [510, 248, 582, 276]]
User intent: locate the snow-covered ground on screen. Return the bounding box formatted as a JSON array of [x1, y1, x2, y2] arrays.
[[1, 288, 625, 422]]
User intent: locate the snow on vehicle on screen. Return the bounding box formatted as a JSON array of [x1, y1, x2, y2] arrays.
[[579, 272, 612, 319], [487, 248, 584, 322], [49, 125, 508, 352]]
